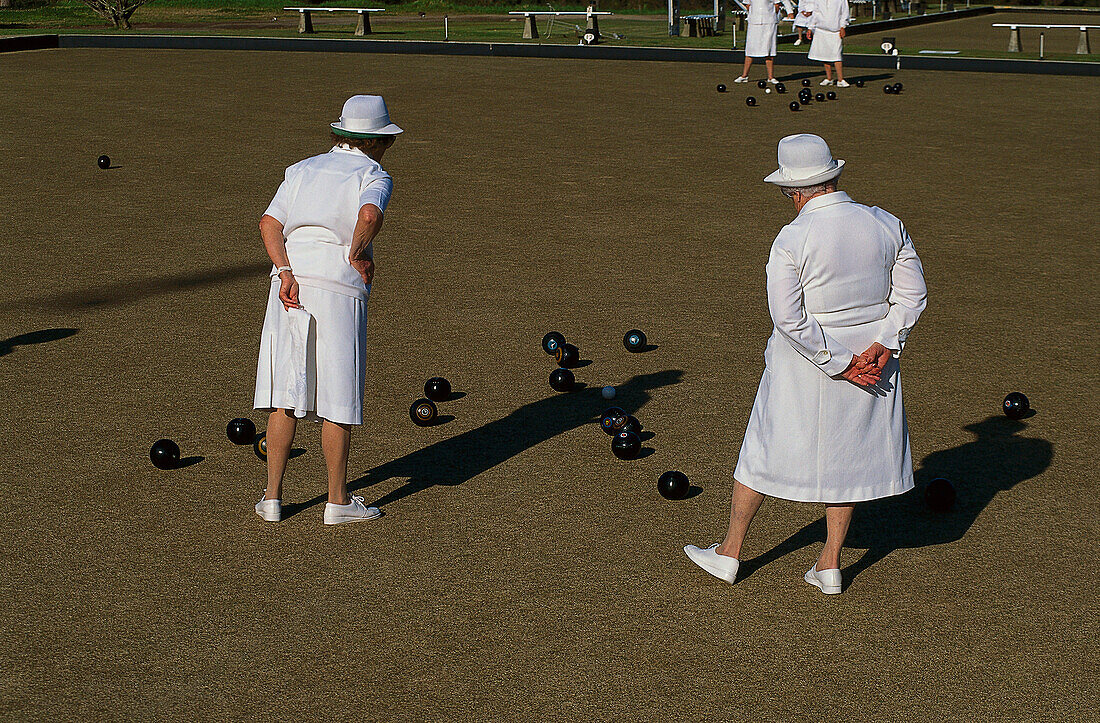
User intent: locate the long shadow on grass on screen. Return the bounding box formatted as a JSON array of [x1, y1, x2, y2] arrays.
[[736, 415, 1052, 588], [17, 261, 270, 311], [0, 328, 79, 357], [281, 369, 682, 518]]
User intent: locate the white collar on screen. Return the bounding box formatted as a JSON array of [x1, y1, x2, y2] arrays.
[[331, 143, 369, 157], [798, 190, 852, 216]]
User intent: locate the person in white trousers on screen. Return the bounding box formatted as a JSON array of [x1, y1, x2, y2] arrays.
[[684, 134, 927, 594]]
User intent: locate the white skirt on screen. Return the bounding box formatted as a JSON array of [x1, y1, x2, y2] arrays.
[[745, 22, 778, 58], [808, 28, 843, 62], [793, 14, 812, 28], [733, 324, 914, 504], [254, 246, 369, 426]]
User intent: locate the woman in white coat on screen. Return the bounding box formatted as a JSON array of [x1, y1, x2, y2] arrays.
[[684, 134, 927, 594], [252, 95, 401, 526], [735, 0, 784, 84]]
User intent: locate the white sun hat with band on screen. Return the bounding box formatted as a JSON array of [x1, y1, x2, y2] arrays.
[[763, 133, 844, 186], [331, 94, 403, 138]]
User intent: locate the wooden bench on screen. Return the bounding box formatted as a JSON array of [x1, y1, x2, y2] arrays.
[[507, 8, 613, 40], [284, 7, 385, 35], [992, 23, 1097, 55], [682, 14, 718, 37]]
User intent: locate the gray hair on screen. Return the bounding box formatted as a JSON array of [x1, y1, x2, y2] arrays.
[[780, 180, 837, 200]]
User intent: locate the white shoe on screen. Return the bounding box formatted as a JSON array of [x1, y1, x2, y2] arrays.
[[804, 564, 842, 594], [767, 77, 779, 84], [836, 80, 850, 88], [324, 495, 382, 525], [255, 497, 281, 523], [733, 76, 749, 83], [819, 78, 834, 86], [793, 38, 802, 45], [684, 543, 740, 584]]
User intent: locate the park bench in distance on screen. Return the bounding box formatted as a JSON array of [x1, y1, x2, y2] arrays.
[[507, 7, 613, 40], [992, 23, 1097, 55], [284, 6, 386, 35]]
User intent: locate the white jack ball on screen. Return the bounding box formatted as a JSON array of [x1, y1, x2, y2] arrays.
[[601, 386, 616, 400]]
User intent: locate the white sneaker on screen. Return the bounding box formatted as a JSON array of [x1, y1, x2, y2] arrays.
[[836, 80, 850, 88], [793, 38, 802, 45], [324, 495, 382, 525], [804, 564, 842, 594], [733, 76, 749, 83], [255, 497, 281, 523], [684, 543, 740, 584], [819, 78, 834, 86], [767, 77, 779, 84]]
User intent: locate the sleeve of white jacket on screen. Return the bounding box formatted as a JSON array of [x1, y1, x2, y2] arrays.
[[840, 0, 850, 26], [766, 243, 856, 377], [874, 224, 927, 354]]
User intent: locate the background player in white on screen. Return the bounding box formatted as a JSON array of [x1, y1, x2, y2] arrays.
[[807, 0, 850, 86], [735, 0, 784, 85]]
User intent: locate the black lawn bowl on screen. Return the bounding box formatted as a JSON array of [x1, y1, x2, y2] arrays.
[[776, 83, 787, 94], [884, 84, 895, 94], [549, 367, 575, 393], [757, 79, 768, 89], [623, 329, 647, 352], [815, 92, 826, 102], [555, 342, 580, 368], [893, 82, 903, 93], [410, 398, 438, 426], [789, 101, 800, 111], [254, 433, 267, 460], [424, 377, 452, 403], [600, 407, 628, 435], [1002, 392, 1030, 420], [802, 78, 812, 87], [611, 431, 641, 460], [620, 415, 642, 436], [826, 91, 837, 100], [746, 96, 757, 107], [925, 477, 956, 512], [542, 331, 566, 355], [717, 83, 727, 93], [657, 470, 690, 500], [149, 438, 181, 469], [97, 154, 111, 170], [227, 417, 256, 445], [855, 79, 865, 87]]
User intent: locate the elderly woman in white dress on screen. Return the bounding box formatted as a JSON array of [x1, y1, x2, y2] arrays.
[[807, 0, 850, 86], [734, 0, 784, 84], [792, 0, 814, 45], [252, 95, 401, 526], [684, 134, 927, 594]]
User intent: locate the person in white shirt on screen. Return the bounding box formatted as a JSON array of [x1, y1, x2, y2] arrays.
[[684, 134, 927, 595], [792, 0, 814, 45], [807, 0, 850, 85], [252, 95, 401, 526], [735, 0, 784, 84]]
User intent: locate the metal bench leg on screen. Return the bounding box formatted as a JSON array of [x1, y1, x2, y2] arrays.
[[522, 13, 538, 39], [1078, 27, 1091, 55], [298, 9, 313, 33], [587, 9, 600, 37], [1008, 26, 1021, 52], [356, 12, 371, 36]]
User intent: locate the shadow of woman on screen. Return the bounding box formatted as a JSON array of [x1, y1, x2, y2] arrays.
[[280, 369, 683, 519], [737, 415, 1053, 587]]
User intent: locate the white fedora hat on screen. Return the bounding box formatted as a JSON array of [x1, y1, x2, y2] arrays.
[[763, 133, 844, 187], [330, 94, 403, 137]]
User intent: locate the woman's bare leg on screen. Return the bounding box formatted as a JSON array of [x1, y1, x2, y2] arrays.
[[322, 420, 352, 505], [715, 481, 765, 559], [265, 409, 297, 500], [742, 57, 754, 77], [834, 61, 844, 83], [765, 57, 775, 80], [823, 62, 834, 81], [818, 504, 854, 570]]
